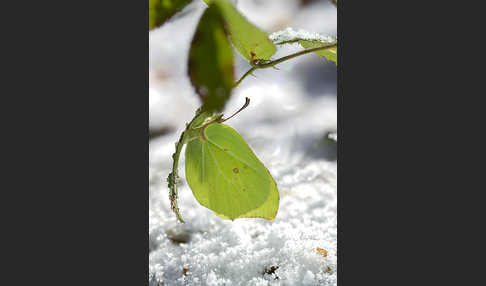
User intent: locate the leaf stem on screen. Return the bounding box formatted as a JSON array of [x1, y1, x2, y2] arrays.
[[167, 130, 186, 223], [234, 67, 257, 87], [167, 109, 211, 223], [234, 43, 337, 87]]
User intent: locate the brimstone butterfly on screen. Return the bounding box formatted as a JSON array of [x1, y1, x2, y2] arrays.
[[183, 98, 279, 221]]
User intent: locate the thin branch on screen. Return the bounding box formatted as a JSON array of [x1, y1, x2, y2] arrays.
[[167, 130, 186, 223], [234, 66, 257, 87], [257, 44, 336, 68], [234, 43, 337, 87], [167, 108, 211, 223]]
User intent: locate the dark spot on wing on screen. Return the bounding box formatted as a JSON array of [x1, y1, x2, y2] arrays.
[[233, 168, 239, 173]]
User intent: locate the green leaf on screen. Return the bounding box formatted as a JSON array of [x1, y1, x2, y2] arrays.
[[299, 40, 337, 64], [149, 0, 192, 30], [269, 27, 337, 64], [211, 0, 276, 62], [188, 4, 234, 113]]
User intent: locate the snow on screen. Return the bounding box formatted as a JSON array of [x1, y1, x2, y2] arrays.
[[236, 0, 300, 32], [270, 27, 336, 45], [328, 132, 338, 142], [149, 1, 337, 285]]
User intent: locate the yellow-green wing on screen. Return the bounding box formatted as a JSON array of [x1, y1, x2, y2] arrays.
[[213, 169, 279, 221], [185, 137, 210, 207], [185, 123, 279, 220]]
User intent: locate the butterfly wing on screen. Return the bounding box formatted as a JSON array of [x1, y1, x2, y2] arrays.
[[185, 123, 279, 220], [185, 137, 211, 207]]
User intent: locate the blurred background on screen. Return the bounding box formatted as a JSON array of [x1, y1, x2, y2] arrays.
[[149, 0, 336, 144], [149, 1, 337, 285]]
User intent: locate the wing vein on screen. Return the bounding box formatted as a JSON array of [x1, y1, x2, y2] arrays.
[[207, 143, 259, 217], [201, 139, 205, 182], [206, 143, 241, 191], [207, 140, 270, 182]]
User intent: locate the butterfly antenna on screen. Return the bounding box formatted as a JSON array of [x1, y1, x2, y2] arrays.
[[221, 97, 250, 122]]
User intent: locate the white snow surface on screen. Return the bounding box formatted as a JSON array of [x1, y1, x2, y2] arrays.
[[149, 1, 337, 285], [328, 133, 338, 142], [269, 27, 336, 45]]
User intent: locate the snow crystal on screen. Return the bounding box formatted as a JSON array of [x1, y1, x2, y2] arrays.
[[302, 270, 315, 285], [269, 27, 336, 45]]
